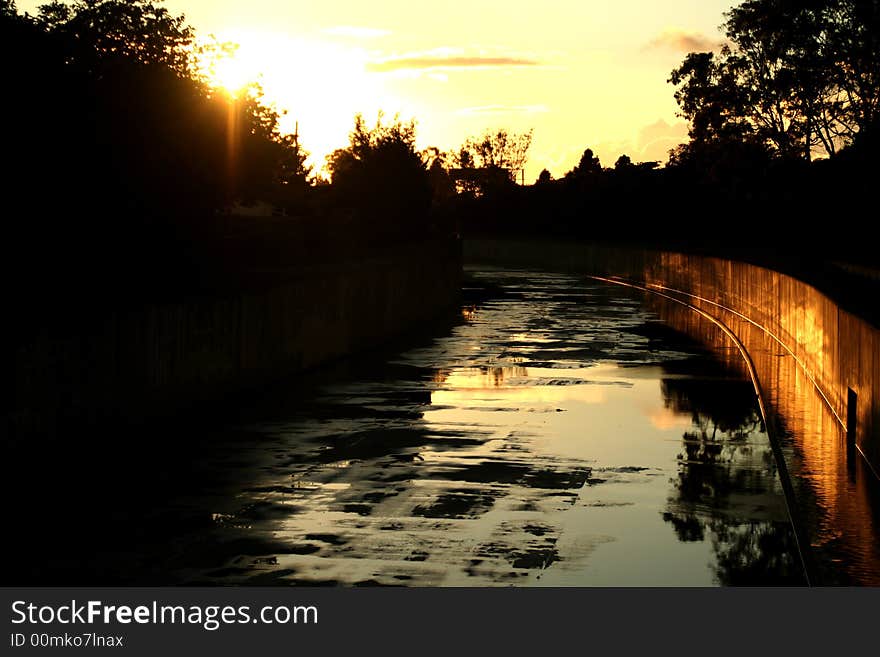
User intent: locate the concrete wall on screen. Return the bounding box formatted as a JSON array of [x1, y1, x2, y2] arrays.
[[641, 253, 879, 472], [7, 241, 461, 444]]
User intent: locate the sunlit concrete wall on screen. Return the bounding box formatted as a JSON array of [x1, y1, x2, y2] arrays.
[[7, 241, 461, 443], [643, 253, 879, 476], [641, 272, 880, 584], [464, 239, 880, 477]]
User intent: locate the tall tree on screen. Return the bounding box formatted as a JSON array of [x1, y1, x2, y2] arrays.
[[827, 0, 880, 139], [327, 113, 432, 236], [36, 0, 195, 74], [566, 148, 603, 178], [448, 127, 532, 196], [455, 128, 533, 172], [670, 0, 880, 161], [4, 1, 312, 248]]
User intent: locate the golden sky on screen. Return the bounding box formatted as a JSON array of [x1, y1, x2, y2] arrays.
[[20, 0, 735, 179]]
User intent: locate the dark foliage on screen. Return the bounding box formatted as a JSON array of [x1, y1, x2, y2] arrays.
[[453, 0, 879, 269], [2, 1, 314, 306], [326, 113, 434, 241]]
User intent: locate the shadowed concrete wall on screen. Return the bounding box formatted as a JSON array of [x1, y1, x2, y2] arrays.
[[7, 241, 461, 444], [465, 239, 880, 478]]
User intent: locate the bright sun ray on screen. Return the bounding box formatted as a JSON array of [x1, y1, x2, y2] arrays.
[[199, 29, 413, 174], [197, 40, 258, 98]]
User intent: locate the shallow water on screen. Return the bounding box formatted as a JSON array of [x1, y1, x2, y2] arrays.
[[154, 268, 801, 586], [7, 268, 806, 585]]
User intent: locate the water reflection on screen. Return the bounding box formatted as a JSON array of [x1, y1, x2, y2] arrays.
[[195, 269, 805, 586], [659, 374, 804, 584], [6, 269, 806, 586], [645, 259, 880, 585]]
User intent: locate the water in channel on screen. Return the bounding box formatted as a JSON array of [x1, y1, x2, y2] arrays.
[[141, 267, 800, 586], [23, 268, 806, 585]]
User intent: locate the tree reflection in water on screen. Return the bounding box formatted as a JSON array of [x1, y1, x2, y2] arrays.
[[660, 365, 806, 585]]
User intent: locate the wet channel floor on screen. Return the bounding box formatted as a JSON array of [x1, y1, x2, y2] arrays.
[[8, 268, 806, 585]]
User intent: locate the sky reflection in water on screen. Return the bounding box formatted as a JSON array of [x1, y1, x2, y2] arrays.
[[191, 268, 803, 586]]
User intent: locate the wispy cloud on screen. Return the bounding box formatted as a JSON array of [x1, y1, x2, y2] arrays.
[[367, 51, 540, 73], [456, 104, 549, 115], [323, 25, 390, 39], [645, 29, 725, 53]]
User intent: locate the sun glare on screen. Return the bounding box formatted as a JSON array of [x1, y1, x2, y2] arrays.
[[210, 53, 255, 96], [200, 30, 410, 174]]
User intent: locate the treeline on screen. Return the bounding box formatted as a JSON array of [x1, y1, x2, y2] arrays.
[[1, 0, 457, 309], [5, 0, 880, 308], [0, 0, 315, 216], [661, 0, 879, 258], [2, 0, 317, 302], [463, 0, 879, 264]]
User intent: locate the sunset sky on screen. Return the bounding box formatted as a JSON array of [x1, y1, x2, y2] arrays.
[[19, 0, 736, 179]]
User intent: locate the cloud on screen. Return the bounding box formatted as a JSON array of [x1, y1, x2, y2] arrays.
[[635, 119, 689, 162], [456, 104, 549, 115], [645, 29, 725, 53], [323, 25, 390, 39], [590, 119, 689, 169], [367, 54, 539, 73]]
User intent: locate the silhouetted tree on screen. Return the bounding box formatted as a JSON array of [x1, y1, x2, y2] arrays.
[[669, 51, 757, 152], [564, 148, 602, 180], [670, 0, 880, 161], [456, 128, 533, 172], [825, 0, 880, 141], [423, 147, 456, 206], [578, 148, 602, 174], [614, 154, 633, 170], [224, 85, 312, 208], [535, 168, 553, 185], [452, 128, 533, 195], [35, 0, 195, 74], [327, 113, 433, 239], [2, 0, 313, 300]]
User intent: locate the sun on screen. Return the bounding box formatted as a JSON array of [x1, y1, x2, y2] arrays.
[[197, 39, 259, 97], [211, 54, 255, 96], [197, 30, 411, 172]]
